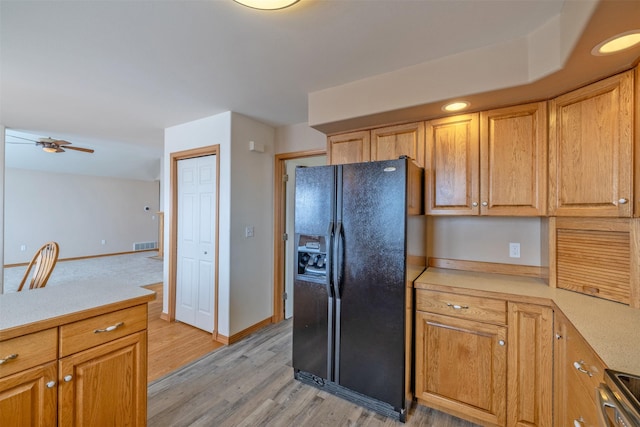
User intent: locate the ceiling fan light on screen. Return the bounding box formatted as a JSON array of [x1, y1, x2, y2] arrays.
[[43, 146, 57, 153], [233, 0, 300, 10]]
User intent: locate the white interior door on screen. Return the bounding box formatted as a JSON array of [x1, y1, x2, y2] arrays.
[[176, 155, 216, 332], [284, 155, 326, 319]]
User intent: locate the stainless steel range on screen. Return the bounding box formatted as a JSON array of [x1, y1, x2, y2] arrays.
[[598, 370, 640, 426]]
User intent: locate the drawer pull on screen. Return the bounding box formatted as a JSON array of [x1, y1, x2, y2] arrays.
[[64, 375, 73, 382], [446, 303, 469, 310], [573, 417, 585, 427], [46, 381, 56, 388], [618, 198, 628, 204], [573, 360, 593, 377], [94, 322, 124, 333], [0, 354, 18, 365]]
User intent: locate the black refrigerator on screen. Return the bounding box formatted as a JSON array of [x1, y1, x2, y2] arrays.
[[292, 157, 423, 422]]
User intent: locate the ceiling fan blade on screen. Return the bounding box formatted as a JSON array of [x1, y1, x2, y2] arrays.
[[63, 145, 94, 153], [56, 147, 65, 153], [53, 139, 71, 146]]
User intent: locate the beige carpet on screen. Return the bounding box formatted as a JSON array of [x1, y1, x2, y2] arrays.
[[3, 251, 163, 293]]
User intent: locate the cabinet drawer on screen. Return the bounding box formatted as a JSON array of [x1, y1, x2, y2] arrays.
[[59, 304, 147, 357], [565, 373, 600, 427], [415, 289, 506, 325], [565, 330, 605, 393], [0, 328, 57, 378]]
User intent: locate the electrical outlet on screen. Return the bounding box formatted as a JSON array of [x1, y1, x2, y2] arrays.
[[509, 242, 520, 258], [20, 244, 26, 252], [101, 239, 106, 245], [245, 226, 254, 238]]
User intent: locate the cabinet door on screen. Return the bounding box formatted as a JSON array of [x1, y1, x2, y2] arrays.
[[327, 130, 370, 165], [58, 332, 147, 427], [549, 70, 633, 217], [425, 114, 480, 215], [415, 311, 507, 426], [480, 102, 547, 216], [0, 361, 57, 427], [507, 302, 553, 427], [371, 122, 425, 167]]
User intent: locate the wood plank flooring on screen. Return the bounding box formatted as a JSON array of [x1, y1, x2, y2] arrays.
[[145, 283, 224, 383], [147, 318, 479, 427]]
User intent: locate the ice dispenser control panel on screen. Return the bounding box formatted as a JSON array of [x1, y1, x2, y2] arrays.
[[296, 235, 327, 282]]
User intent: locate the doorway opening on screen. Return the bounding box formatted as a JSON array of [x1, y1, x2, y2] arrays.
[[273, 149, 326, 323]]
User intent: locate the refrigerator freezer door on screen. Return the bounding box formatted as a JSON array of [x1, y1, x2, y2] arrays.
[[337, 159, 408, 410], [293, 165, 336, 380]]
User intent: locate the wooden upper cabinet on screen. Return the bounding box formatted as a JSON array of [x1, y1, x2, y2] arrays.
[[549, 70, 634, 217], [425, 113, 480, 215], [327, 130, 370, 165], [480, 102, 548, 216], [371, 122, 425, 167]]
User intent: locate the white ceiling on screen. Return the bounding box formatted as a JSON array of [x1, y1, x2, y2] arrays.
[[1, 0, 638, 180]]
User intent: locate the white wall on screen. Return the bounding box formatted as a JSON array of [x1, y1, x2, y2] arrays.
[[164, 111, 276, 337], [4, 168, 159, 264], [0, 126, 5, 293], [275, 122, 326, 154]]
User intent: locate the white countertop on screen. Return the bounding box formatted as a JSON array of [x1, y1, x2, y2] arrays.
[[415, 268, 640, 375], [0, 282, 155, 340]]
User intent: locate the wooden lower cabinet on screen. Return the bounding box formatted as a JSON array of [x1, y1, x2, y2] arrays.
[[554, 311, 606, 427], [507, 302, 553, 427], [0, 361, 57, 427], [415, 310, 507, 426], [0, 303, 149, 427], [414, 290, 554, 427], [58, 331, 147, 426]]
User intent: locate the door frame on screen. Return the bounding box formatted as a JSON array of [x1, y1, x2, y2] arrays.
[[169, 145, 220, 338], [272, 149, 326, 323]]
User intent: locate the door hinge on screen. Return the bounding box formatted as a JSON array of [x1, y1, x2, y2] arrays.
[[282, 233, 288, 241], [283, 174, 289, 182], [283, 292, 288, 300]]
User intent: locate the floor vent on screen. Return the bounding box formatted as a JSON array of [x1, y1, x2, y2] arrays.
[[133, 241, 158, 251]]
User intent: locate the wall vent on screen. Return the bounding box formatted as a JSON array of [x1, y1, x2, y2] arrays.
[[133, 241, 158, 251]]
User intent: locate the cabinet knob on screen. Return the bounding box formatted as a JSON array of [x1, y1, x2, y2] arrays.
[[573, 418, 585, 427], [64, 375, 73, 382], [498, 340, 505, 346], [481, 201, 488, 206], [472, 202, 478, 207], [555, 333, 562, 340], [618, 198, 628, 204], [46, 381, 56, 388]]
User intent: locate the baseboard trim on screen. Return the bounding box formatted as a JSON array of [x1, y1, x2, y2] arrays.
[[218, 317, 274, 345], [429, 257, 548, 280], [4, 250, 159, 268]]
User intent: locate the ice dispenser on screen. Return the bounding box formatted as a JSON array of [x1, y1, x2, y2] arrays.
[[296, 235, 327, 282]]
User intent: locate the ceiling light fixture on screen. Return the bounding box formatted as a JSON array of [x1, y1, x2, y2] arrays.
[[442, 101, 470, 112], [233, 0, 300, 10], [592, 30, 640, 56]]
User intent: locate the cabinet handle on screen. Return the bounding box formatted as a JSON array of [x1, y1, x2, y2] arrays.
[[481, 201, 488, 206], [0, 353, 18, 365], [573, 417, 585, 427], [498, 340, 505, 346], [555, 333, 562, 340], [472, 202, 478, 207], [64, 375, 73, 382], [46, 381, 56, 388], [94, 321, 124, 333], [618, 198, 628, 204], [446, 303, 469, 310], [573, 360, 593, 377]]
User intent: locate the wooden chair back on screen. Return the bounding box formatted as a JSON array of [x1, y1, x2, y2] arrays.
[[17, 242, 60, 291]]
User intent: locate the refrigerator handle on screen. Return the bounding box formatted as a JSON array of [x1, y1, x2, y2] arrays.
[[327, 221, 335, 297], [334, 221, 344, 299]]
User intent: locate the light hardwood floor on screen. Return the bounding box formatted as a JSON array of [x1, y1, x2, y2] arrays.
[[145, 283, 224, 382], [147, 317, 479, 426]]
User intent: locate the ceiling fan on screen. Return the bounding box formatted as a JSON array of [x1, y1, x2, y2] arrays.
[[6, 134, 95, 154]]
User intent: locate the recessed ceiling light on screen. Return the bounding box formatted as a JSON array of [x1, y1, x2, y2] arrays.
[[233, 0, 300, 10], [442, 101, 470, 112], [592, 30, 640, 56]]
